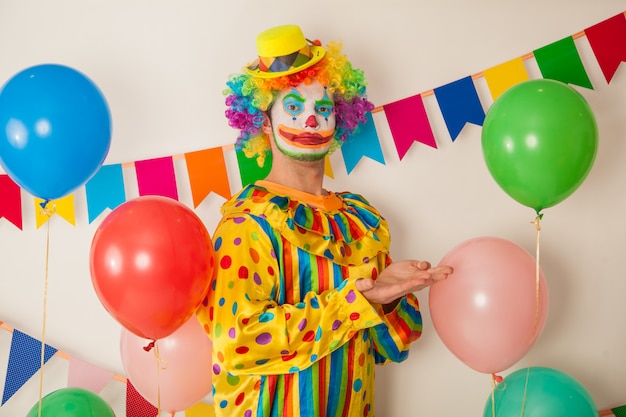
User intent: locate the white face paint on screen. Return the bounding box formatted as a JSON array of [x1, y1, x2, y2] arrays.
[[266, 80, 336, 161]]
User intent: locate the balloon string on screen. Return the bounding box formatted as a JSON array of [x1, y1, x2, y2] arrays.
[[490, 373, 503, 417], [153, 341, 168, 415], [38, 202, 55, 417], [520, 366, 531, 417], [530, 214, 542, 336], [490, 374, 496, 417]]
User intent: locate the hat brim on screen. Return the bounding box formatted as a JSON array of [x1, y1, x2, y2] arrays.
[[244, 45, 325, 79]]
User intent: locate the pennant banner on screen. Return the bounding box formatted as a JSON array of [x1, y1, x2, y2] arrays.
[[533, 36, 594, 89], [434, 76, 485, 141], [2, 330, 57, 405], [340, 112, 385, 174], [85, 164, 126, 223], [0, 175, 22, 230], [483, 57, 530, 101], [185, 147, 231, 207], [135, 156, 179, 200], [34, 195, 76, 229], [126, 380, 158, 417], [585, 13, 626, 84], [67, 356, 115, 394], [1, 11, 624, 230], [384, 94, 437, 160]]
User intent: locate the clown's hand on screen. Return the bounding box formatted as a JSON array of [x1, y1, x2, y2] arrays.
[[355, 260, 453, 308]]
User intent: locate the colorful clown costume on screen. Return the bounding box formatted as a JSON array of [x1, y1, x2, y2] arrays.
[[197, 180, 423, 417]]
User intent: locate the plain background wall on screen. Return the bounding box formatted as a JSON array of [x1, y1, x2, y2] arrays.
[[1, 1, 626, 415]]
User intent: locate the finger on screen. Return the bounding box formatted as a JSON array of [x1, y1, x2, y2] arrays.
[[355, 278, 375, 292]]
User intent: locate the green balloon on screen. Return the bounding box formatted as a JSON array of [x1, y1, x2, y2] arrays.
[[483, 367, 598, 417], [25, 387, 116, 417], [482, 79, 598, 213]]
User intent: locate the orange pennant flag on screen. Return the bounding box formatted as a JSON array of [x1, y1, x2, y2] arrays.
[[185, 147, 231, 207]]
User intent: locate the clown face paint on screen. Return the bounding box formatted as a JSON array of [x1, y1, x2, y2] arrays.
[[267, 80, 335, 161]]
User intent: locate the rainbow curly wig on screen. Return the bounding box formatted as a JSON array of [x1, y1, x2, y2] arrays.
[[224, 42, 374, 167]]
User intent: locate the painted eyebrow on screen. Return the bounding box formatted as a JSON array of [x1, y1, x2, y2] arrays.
[[316, 99, 334, 106], [284, 93, 306, 103]]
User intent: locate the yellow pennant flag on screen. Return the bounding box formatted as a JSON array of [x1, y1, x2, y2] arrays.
[[324, 155, 334, 179], [483, 57, 530, 101], [185, 402, 216, 417], [35, 195, 76, 228]]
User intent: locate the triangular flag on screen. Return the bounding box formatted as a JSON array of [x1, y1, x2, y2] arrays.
[[186, 402, 216, 417], [126, 380, 158, 417], [67, 356, 114, 393], [434, 76, 485, 141], [0, 175, 22, 230], [2, 330, 57, 405], [34, 194, 76, 229], [324, 155, 334, 179], [340, 112, 385, 173], [135, 156, 179, 200], [483, 57, 530, 101], [585, 12, 626, 83], [85, 164, 126, 223], [612, 404, 626, 417], [383, 94, 437, 160], [236, 147, 272, 187], [534, 36, 594, 89], [185, 147, 231, 207]]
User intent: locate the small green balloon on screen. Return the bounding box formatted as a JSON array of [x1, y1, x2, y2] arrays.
[[482, 79, 598, 213], [483, 367, 598, 417], [25, 387, 116, 417]]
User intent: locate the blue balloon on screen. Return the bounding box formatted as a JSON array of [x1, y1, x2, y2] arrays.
[[0, 64, 111, 200]]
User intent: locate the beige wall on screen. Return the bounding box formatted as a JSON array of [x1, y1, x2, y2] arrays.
[[1, 1, 625, 415]]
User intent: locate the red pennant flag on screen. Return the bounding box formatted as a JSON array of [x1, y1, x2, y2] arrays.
[[383, 94, 437, 160], [0, 175, 22, 229], [126, 380, 158, 417], [585, 13, 626, 83]]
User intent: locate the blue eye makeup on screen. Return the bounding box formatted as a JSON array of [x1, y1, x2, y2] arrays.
[[282, 89, 305, 119], [315, 90, 334, 121]]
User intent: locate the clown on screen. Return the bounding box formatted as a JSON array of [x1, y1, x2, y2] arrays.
[[197, 24, 452, 417]]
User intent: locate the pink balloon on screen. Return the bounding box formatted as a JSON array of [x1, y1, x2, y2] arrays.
[[429, 236, 549, 374], [120, 316, 212, 413]]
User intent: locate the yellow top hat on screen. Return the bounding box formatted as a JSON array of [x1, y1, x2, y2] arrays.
[[245, 24, 326, 79]]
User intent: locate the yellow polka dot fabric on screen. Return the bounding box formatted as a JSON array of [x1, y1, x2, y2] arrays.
[[197, 182, 423, 417]]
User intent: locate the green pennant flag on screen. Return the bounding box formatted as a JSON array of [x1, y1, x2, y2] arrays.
[[613, 404, 626, 417], [534, 36, 594, 89], [236, 148, 272, 187]]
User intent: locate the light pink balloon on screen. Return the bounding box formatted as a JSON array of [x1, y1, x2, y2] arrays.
[[120, 316, 212, 413], [429, 236, 549, 374]]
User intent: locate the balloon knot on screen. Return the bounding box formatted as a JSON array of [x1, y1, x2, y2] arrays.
[[492, 373, 503, 384], [143, 340, 156, 352]]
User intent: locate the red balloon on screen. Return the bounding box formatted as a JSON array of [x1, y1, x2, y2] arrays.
[[120, 316, 213, 413], [429, 237, 549, 374], [90, 196, 214, 340]]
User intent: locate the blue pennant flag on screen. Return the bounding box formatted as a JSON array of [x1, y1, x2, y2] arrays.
[[340, 112, 385, 174], [85, 164, 126, 223], [434, 76, 485, 141], [2, 330, 58, 405]]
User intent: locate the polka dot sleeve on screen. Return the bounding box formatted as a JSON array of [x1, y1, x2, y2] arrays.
[[205, 214, 385, 375]]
